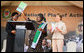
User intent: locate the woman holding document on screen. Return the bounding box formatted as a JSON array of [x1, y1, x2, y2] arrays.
[[22, 13, 47, 52], [49, 15, 67, 52]]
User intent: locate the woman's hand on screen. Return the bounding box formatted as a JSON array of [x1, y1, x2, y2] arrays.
[[38, 28, 43, 31], [38, 28, 46, 33], [56, 27, 62, 33]]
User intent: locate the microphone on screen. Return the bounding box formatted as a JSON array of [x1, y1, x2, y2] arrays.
[[17, 13, 22, 17]]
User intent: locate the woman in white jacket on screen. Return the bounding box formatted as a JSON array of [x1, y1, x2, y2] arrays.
[[49, 15, 67, 52]]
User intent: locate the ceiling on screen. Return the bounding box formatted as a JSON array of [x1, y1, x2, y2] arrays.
[[1, 1, 83, 8]]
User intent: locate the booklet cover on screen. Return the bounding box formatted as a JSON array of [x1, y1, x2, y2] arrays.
[[16, 2, 27, 13]]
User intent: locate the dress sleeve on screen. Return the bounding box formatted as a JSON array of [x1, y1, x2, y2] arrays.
[[43, 24, 47, 37], [61, 23, 67, 34]]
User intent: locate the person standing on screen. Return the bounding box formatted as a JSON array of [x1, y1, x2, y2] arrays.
[[49, 15, 67, 52], [5, 12, 19, 52], [22, 13, 47, 52]]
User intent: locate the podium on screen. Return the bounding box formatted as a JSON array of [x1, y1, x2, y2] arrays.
[[7, 21, 34, 52]]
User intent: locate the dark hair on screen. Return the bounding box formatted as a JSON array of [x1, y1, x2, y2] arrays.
[[44, 38, 47, 41], [11, 12, 18, 17], [56, 14, 62, 20], [38, 13, 46, 22]]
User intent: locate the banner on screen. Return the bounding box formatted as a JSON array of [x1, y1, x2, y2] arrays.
[[31, 22, 47, 48]]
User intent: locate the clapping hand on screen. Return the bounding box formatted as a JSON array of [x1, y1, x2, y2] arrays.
[[56, 27, 62, 32]]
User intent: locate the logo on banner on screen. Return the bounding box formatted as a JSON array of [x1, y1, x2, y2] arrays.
[[3, 9, 11, 18]]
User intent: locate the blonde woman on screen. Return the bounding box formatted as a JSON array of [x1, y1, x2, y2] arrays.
[[49, 15, 67, 52]]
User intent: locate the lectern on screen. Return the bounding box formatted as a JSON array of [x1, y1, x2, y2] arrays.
[[7, 21, 34, 52]]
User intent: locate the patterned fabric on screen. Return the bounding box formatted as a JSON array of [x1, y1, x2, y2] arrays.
[[51, 21, 67, 39], [27, 20, 47, 52]]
